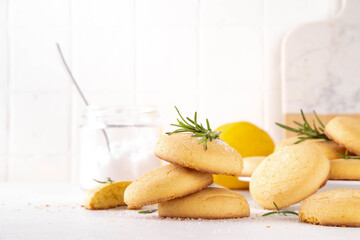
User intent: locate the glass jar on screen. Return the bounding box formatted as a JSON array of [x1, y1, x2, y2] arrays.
[[79, 105, 160, 189]]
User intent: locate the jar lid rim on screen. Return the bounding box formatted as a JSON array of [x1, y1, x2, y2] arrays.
[[83, 105, 159, 125], [85, 105, 157, 116], [86, 105, 157, 112]]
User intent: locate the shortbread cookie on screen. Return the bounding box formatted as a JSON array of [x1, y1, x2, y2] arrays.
[[274, 137, 322, 152], [124, 164, 212, 208], [155, 133, 243, 176], [325, 117, 360, 156], [240, 156, 265, 177], [299, 189, 360, 227], [158, 187, 250, 219], [84, 181, 132, 210], [306, 140, 347, 160], [250, 144, 330, 209], [275, 137, 346, 160], [329, 159, 360, 180]]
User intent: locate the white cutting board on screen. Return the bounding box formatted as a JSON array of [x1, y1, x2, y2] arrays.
[[282, 0, 360, 118]]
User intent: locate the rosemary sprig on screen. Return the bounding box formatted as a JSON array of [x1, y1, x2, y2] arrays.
[[166, 106, 221, 150], [93, 177, 114, 184], [262, 202, 298, 217], [337, 150, 360, 160], [138, 209, 158, 214], [275, 110, 329, 144]]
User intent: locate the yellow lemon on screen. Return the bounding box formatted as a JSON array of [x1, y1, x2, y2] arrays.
[[213, 174, 249, 189], [216, 122, 274, 157], [213, 122, 274, 189]]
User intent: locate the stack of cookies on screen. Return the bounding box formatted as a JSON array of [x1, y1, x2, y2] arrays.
[[274, 116, 360, 181], [84, 113, 360, 226], [124, 133, 250, 219], [249, 116, 360, 227], [325, 117, 360, 181], [296, 117, 360, 227]]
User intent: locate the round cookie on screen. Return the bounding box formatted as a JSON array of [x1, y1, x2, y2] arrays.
[[250, 144, 330, 209], [274, 137, 323, 152], [299, 189, 360, 227], [329, 159, 360, 180], [325, 117, 360, 156], [275, 137, 346, 160], [124, 164, 212, 208], [240, 156, 265, 177], [306, 140, 347, 160], [155, 133, 243, 176], [158, 187, 250, 219]]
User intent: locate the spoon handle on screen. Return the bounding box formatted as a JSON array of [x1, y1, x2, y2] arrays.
[[56, 43, 111, 154]]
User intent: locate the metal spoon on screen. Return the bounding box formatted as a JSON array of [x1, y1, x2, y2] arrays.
[[56, 43, 111, 154]]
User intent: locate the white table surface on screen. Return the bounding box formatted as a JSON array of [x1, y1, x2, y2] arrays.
[[1, 182, 359, 240]]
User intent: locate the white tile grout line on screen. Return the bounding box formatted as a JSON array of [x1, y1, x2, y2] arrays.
[[68, 0, 73, 183], [262, 0, 276, 132], [4, 0, 10, 182], [259, 0, 266, 130], [134, 0, 138, 105], [260, 0, 265, 128], [196, 0, 200, 112], [334, 0, 344, 18]]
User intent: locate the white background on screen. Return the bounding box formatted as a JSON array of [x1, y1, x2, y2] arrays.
[[0, 0, 341, 182]]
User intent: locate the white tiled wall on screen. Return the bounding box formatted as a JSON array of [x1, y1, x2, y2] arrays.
[[0, 0, 340, 182], [263, 0, 341, 143]]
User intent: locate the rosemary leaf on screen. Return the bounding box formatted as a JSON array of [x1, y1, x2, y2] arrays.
[[166, 106, 221, 150], [293, 121, 304, 128], [206, 119, 211, 130], [314, 111, 325, 128], [275, 122, 299, 133], [262, 211, 278, 216], [93, 177, 113, 184], [262, 202, 298, 217], [281, 211, 299, 216], [138, 209, 158, 214], [275, 109, 329, 143], [273, 201, 280, 211], [337, 150, 360, 160]]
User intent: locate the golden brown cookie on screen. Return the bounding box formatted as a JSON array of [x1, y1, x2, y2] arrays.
[[240, 156, 265, 177], [299, 189, 360, 227], [250, 144, 330, 209], [158, 187, 250, 219], [325, 117, 360, 156], [155, 133, 243, 176], [274, 137, 323, 152], [84, 181, 132, 210], [329, 159, 360, 180], [275, 137, 346, 160], [124, 164, 212, 208], [306, 140, 347, 160]]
